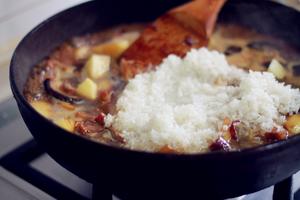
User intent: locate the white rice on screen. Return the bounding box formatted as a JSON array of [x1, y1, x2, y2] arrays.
[[105, 48, 300, 153]]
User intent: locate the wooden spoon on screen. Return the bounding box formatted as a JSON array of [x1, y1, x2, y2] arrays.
[[120, 0, 226, 79]]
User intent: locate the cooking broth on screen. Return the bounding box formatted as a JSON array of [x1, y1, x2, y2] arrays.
[[24, 23, 300, 152]]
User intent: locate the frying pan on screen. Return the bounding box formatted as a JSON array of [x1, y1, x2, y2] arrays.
[[9, 0, 300, 199]]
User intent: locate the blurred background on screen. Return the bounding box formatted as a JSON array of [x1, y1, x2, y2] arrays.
[[0, 0, 300, 199], [0, 0, 87, 102]]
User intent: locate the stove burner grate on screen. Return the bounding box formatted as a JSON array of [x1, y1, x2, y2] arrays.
[[0, 140, 88, 200], [0, 139, 299, 200]]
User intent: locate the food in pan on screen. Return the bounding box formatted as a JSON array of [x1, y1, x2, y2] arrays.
[[24, 1, 300, 153], [106, 48, 300, 153]]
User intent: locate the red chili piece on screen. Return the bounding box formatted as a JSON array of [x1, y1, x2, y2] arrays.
[[229, 120, 241, 141], [95, 113, 106, 126], [99, 90, 112, 103], [265, 129, 288, 142], [75, 120, 104, 135]]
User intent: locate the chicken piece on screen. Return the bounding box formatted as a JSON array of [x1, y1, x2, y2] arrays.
[[120, 0, 226, 79]]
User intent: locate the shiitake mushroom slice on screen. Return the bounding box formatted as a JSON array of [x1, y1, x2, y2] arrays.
[[292, 64, 300, 76], [247, 41, 278, 51], [224, 45, 242, 56], [44, 79, 84, 104]]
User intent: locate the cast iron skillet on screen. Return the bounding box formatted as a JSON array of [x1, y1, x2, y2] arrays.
[[9, 0, 300, 199]]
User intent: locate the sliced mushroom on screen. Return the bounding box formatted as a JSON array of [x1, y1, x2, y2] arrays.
[[224, 45, 242, 56], [247, 41, 278, 51], [44, 79, 84, 104], [292, 64, 300, 76]]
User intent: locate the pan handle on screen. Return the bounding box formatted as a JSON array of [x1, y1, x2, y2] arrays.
[[273, 176, 293, 200]]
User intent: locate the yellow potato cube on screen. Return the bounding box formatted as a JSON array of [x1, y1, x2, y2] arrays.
[[268, 59, 286, 80], [76, 78, 98, 100], [75, 46, 91, 60], [85, 54, 110, 79], [284, 114, 300, 134], [54, 118, 75, 132], [31, 101, 52, 118], [92, 39, 130, 58]]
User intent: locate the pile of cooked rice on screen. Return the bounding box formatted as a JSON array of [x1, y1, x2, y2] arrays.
[[105, 48, 300, 153]]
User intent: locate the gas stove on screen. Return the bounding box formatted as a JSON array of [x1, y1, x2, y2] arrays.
[[1, 0, 300, 199], [0, 98, 300, 200]]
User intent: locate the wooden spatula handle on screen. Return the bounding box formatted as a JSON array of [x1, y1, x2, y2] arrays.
[[169, 0, 226, 39]]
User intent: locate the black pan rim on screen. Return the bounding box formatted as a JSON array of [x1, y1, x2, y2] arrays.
[[9, 0, 300, 159]]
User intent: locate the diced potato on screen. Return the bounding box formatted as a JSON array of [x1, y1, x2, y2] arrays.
[[268, 59, 286, 80], [76, 78, 98, 100], [31, 101, 52, 118], [54, 118, 75, 132], [85, 54, 110, 79], [75, 46, 91, 60], [284, 114, 300, 134], [92, 39, 130, 58]]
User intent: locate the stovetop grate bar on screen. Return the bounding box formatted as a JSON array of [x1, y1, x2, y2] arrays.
[[0, 138, 298, 200], [0, 139, 88, 200]]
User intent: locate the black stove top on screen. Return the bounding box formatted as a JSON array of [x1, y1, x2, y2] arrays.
[[1, 98, 300, 200]]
